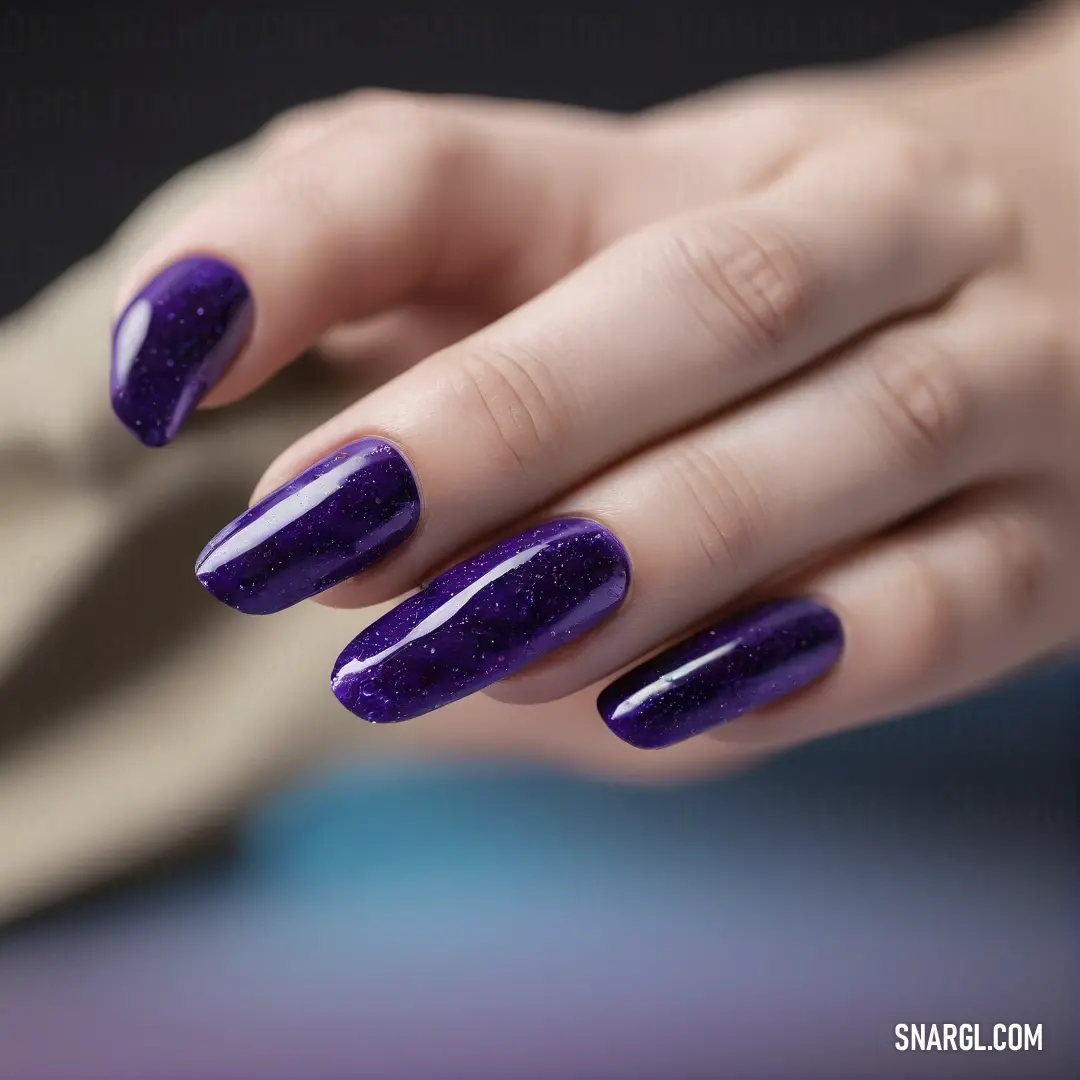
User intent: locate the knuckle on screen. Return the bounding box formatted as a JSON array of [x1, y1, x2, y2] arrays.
[[874, 125, 954, 192], [347, 88, 432, 127], [456, 345, 576, 479], [973, 510, 1048, 623], [1025, 309, 1074, 425], [259, 96, 461, 245], [653, 213, 817, 354], [257, 103, 333, 158], [875, 124, 1019, 261], [1027, 303, 1070, 370], [898, 507, 1047, 685], [349, 91, 454, 162], [978, 281, 1078, 451], [971, 174, 1022, 258], [665, 444, 766, 577], [898, 548, 962, 681], [745, 99, 823, 146], [859, 331, 971, 471], [1022, 299, 1077, 411]]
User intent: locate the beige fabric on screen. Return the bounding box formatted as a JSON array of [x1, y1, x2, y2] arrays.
[[0, 144, 404, 922]]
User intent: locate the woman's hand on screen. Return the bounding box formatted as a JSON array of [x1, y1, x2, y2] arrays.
[[110, 8, 1080, 771]]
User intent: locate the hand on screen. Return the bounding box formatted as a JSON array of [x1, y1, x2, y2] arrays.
[[110, 11, 1080, 773]]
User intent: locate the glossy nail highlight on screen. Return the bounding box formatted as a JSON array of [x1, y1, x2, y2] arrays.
[[598, 598, 843, 749], [331, 518, 631, 723], [111, 256, 253, 446], [196, 438, 420, 615]]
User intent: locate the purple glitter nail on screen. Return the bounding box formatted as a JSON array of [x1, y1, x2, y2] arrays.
[[196, 438, 420, 615], [598, 598, 844, 749], [110, 256, 253, 446], [331, 518, 631, 723]]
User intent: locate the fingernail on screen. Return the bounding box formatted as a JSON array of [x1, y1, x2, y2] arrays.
[[110, 256, 253, 447], [331, 518, 631, 722], [196, 438, 420, 614], [598, 598, 844, 749]]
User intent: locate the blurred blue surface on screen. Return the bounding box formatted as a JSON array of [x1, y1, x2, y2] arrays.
[[1, 661, 1077, 1079]]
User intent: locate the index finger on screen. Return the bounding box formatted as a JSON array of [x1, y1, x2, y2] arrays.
[[109, 93, 621, 446]]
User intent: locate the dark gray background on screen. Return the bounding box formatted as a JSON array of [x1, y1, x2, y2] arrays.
[[1, 1, 1026, 317]]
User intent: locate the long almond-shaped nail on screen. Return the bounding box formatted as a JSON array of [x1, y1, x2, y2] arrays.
[[110, 256, 253, 446], [598, 598, 844, 749], [196, 438, 420, 614], [331, 518, 631, 723]]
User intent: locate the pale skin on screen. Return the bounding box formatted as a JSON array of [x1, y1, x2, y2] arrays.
[[118, 3, 1080, 779]]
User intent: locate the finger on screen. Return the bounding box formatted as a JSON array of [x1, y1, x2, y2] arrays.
[[487, 275, 1067, 704], [316, 303, 491, 373], [110, 92, 620, 445], [698, 482, 1076, 751], [262, 125, 1011, 610]]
